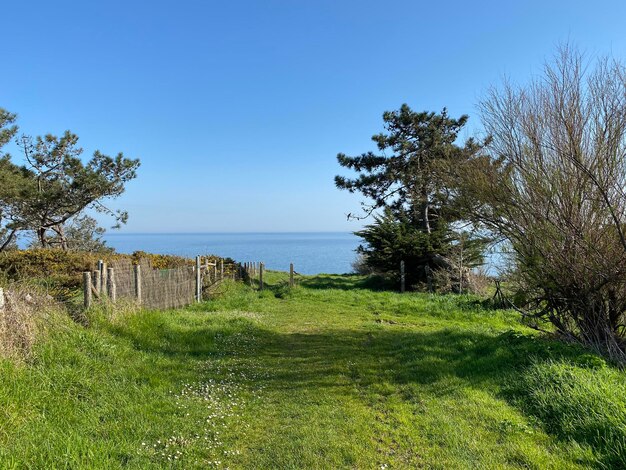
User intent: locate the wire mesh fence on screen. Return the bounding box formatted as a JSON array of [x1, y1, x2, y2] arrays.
[[82, 259, 196, 310], [82, 256, 260, 311]]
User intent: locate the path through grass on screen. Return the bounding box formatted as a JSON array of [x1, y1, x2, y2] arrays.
[[1, 272, 624, 468]]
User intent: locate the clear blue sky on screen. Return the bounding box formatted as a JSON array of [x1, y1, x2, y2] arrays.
[[2, 0, 626, 233]]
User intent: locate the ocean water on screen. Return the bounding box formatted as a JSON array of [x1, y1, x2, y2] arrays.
[[103, 232, 361, 275]]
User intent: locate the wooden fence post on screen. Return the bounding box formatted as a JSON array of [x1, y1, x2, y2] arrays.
[[83, 272, 92, 309], [400, 260, 405, 293], [195, 256, 202, 302], [0, 287, 5, 312], [134, 264, 142, 304], [289, 263, 294, 287], [101, 262, 108, 296], [107, 267, 117, 303], [93, 269, 101, 294], [259, 262, 264, 290], [220, 259, 224, 280]]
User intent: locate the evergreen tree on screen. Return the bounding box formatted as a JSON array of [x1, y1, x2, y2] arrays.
[[336, 104, 487, 287], [0, 107, 140, 251], [0, 108, 26, 250]]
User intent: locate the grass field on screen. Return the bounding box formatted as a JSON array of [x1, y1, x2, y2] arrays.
[[1, 272, 625, 468]]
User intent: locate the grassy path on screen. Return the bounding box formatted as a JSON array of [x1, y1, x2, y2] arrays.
[[0, 272, 623, 468]]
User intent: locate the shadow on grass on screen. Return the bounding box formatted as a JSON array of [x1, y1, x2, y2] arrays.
[[110, 311, 615, 467], [298, 274, 395, 292]]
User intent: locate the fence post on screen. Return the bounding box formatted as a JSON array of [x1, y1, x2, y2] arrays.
[[195, 256, 202, 302], [83, 272, 92, 309], [400, 260, 405, 293], [93, 269, 101, 294], [289, 263, 294, 287], [101, 262, 108, 296], [259, 262, 264, 290], [134, 264, 142, 304], [107, 267, 117, 303], [0, 287, 5, 312], [425, 265, 433, 293], [220, 259, 224, 280]]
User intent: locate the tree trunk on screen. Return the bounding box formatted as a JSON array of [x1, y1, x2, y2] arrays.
[[37, 227, 47, 247], [420, 186, 431, 234], [0, 229, 17, 252], [54, 224, 68, 250]]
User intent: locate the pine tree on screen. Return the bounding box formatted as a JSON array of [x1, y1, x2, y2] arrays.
[[336, 104, 487, 287]]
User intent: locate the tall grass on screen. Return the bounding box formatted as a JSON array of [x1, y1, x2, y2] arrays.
[[510, 358, 626, 467], [0, 283, 70, 361]]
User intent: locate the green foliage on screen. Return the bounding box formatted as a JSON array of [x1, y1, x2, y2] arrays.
[[0, 109, 24, 250], [0, 107, 140, 250], [17, 131, 140, 247], [355, 209, 448, 285], [356, 209, 487, 290], [128, 251, 193, 270], [336, 104, 489, 287], [0, 249, 196, 293], [335, 104, 481, 224], [0, 249, 103, 283]]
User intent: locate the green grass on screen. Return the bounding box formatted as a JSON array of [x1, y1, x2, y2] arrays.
[[1, 272, 625, 468]]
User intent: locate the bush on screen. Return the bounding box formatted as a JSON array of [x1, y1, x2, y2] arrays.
[[0, 284, 68, 361], [351, 254, 375, 275], [0, 250, 203, 297], [465, 46, 626, 361]]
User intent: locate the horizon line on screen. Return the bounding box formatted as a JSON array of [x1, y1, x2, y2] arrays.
[[104, 230, 358, 235]]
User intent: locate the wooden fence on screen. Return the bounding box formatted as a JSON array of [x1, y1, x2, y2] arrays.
[[82, 257, 297, 310], [240, 261, 296, 290]]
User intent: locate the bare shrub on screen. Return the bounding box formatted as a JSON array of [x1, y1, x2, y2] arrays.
[[0, 284, 61, 360], [464, 45, 626, 362], [466, 268, 491, 296], [351, 254, 375, 275], [430, 265, 488, 295]]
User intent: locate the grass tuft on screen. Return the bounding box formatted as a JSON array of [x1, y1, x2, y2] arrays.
[[509, 358, 626, 467]]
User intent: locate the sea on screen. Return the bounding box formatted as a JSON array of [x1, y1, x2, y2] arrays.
[[103, 232, 362, 275]]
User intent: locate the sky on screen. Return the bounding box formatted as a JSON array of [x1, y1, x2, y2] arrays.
[[2, 0, 626, 233]]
